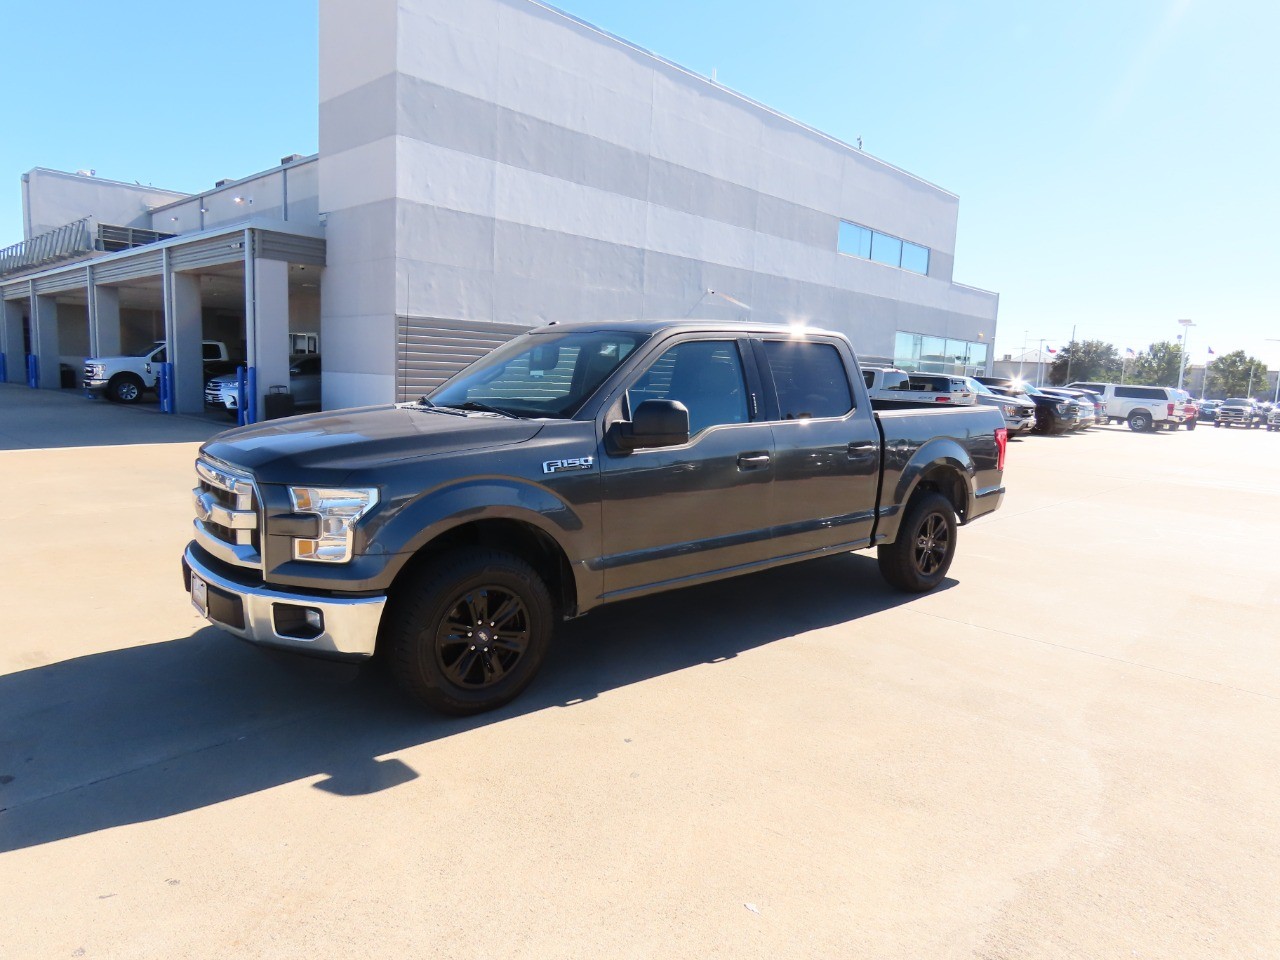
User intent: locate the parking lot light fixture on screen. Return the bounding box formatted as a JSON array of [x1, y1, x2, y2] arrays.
[[1267, 339, 1280, 405], [1177, 319, 1194, 391]]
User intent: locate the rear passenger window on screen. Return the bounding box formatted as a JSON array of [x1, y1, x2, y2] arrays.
[[762, 341, 853, 420]]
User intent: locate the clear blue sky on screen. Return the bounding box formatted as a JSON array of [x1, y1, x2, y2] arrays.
[[2, 0, 1275, 365]]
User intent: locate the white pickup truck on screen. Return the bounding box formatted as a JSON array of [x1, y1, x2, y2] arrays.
[[862, 366, 975, 406], [83, 340, 236, 403]]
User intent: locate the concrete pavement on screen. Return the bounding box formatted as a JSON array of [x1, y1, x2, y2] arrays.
[[1, 384, 1277, 959]]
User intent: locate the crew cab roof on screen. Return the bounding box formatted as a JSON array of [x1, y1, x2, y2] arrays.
[[526, 319, 846, 339]]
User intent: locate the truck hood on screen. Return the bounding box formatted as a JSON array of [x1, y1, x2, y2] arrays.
[[200, 404, 546, 485]]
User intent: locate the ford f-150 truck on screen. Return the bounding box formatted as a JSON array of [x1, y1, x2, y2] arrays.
[[84, 340, 237, 403], [182, 321, 1007, 715]]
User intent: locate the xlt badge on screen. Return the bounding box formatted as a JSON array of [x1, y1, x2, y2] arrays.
[[543, 457, 594, 475]]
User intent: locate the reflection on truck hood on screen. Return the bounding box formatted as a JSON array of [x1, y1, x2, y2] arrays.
[[200, 404, 546, 484]]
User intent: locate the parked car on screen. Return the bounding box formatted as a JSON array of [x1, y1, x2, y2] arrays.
[[1215, 398, 1257, 428], [1037, 387, 1100, 429], [84, 340, 238, 403], [863, 367, 975, 405], [1197, 399, 1222, 422], [1171, 389, 1199, 431], [976, 378, 1080, 435], [204, 354, 321, 419], [1268, 407, 1280, 432], [184, 320, 1008, 715], [964, 377, 1036, 436], [1064, 382, 1191, 432]]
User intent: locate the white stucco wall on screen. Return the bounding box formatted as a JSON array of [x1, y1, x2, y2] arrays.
[[318, 0, 999, 408], [22, 169, 189, 238]]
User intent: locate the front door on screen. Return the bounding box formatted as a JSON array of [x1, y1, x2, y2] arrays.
[[598, 337, 775, 599]]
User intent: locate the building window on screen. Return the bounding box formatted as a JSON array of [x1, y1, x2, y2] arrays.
[[894, 331, 987, 376], [837, 222, 872, 259], [837, 220, 930, 275]]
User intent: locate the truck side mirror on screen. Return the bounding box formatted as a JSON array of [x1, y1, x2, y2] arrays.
[[610, 399, 690, 452]]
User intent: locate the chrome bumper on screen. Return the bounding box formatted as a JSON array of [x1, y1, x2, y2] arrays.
[[183, 544, 384, 659]]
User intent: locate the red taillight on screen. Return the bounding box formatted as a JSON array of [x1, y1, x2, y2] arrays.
[[1168, 403, 1175, 416], [936, 397, 950, 403], [995, 427, 1008, 471]]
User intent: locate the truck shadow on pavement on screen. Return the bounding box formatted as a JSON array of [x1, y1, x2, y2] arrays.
[[0, 553, 952, 853]]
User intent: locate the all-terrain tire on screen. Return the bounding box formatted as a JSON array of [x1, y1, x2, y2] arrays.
[[383, 548, 554, 715], [877, 491, 958, 593]]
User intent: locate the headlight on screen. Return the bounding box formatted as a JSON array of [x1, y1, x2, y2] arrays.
[[1055, 403, 1068, 414], [287, 487, 379, 563]]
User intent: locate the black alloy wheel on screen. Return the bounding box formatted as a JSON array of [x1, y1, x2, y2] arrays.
[[435, 586, 530, 690], [878, 491, 958, 593], [385, 548, 553, 715]]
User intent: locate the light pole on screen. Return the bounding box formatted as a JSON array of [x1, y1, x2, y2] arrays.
[[1267, 339, 1280, 404], [1176, 319, 1194, 391]]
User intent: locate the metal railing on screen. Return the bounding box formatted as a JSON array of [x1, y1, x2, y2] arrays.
[[97, 224, 174, 252], [0, 217, 94, 276], [0, 220, 175, 278]]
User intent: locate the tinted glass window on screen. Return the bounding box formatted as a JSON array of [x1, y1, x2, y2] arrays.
[[837, 222, 872, 259], [1116, 386, 1166, 400], [870, 232, 903, 267], [763, 341, 853, 420], [901, 241, 930, 275], [152, 347, 167, 363], [431, 331, 645, 418], [202, 343, 222, 360], [628, 340, 749, 436]]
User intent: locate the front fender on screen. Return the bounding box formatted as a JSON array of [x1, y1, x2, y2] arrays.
[[369, 477, 598, 599]]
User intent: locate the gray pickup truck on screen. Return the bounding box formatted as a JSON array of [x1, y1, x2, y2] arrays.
[[183, 321, 1007, 714]]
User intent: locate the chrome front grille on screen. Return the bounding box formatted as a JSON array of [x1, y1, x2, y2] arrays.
[[193, 457, 262, 569]]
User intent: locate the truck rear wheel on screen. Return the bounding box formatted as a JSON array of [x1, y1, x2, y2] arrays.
[[384, 548, 553, 715], [1128, 410, 1153, 432], [108, 373, 144, 404], [878, 491, 957, 593]]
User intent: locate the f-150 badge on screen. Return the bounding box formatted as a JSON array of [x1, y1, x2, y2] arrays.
[[543, 457, 595, 475]]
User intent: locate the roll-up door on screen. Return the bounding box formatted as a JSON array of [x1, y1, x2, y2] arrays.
[[396, 315, 531, 402]]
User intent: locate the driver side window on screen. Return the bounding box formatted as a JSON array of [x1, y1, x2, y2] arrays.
[[627, 340, 749, 437]]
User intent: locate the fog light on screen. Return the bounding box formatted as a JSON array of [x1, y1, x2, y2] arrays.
[[273, 604, 325, 641]]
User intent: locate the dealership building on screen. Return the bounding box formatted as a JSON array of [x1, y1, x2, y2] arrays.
[[0, 0, 998, 416]]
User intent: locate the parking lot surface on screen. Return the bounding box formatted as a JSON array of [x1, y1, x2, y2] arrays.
[[2, 384, 1278, 959]]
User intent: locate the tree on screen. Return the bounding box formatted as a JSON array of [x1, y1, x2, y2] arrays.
[[1130, 341, 1183, 387], [1048, 340, 1122, 385], [1206, 350, 1269, 398]]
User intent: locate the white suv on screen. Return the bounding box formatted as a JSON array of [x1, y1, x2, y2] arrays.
[[1066, 382, 1190, 432]]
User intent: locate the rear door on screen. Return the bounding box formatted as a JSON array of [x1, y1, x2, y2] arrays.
[[754, 336, 881, 555], [597, 336, 776, 597]]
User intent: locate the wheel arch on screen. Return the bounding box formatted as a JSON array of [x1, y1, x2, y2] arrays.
[[386, 516, 580, 621]]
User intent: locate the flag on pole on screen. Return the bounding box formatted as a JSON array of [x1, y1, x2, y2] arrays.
[[1125, 347, 1135, 356], [1046, 346, 1057, 354], [1207, 346, 1215, 355]]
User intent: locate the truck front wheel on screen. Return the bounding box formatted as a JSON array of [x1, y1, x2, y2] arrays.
[[108, 373, 144, 404], [878, 491, 958, 593], [384, 548, 553, 715]]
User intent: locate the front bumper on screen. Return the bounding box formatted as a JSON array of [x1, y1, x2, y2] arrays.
[[83, 379, 109, 396], [182, 543, 384, 660]]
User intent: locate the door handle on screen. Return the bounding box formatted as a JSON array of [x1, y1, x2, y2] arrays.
[[847, 442, 878, 458], [737, 452, 771, 470]]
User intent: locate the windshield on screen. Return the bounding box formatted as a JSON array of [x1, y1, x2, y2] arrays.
[[428, 330, 648, 419], [131, 341, 164, 357], [1224, 398, 1251, 406], [967, 378, 994, 396]]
